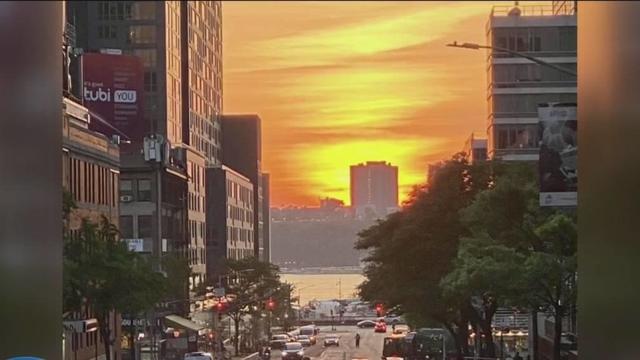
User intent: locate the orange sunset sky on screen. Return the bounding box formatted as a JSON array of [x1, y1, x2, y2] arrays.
[[222, 1, 547, 207]]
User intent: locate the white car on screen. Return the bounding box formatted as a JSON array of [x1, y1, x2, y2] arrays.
[[324, 335, 340, 347], [296, 335, 312, 347], [184, 352, 213, 360]]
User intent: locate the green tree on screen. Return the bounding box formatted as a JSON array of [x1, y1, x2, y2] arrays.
[[63, 215, 167, 360], [445, 164, 576, 360], [356, 154, 495, 357], [222, 257, 281, 356]]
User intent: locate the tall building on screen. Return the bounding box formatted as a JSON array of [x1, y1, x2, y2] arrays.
[[486, 3, 576, 161], [62, 96, 122, 360], [221, 114, 270, 261], [350, 161, 399, 219], [261, 172, 271, 263], [68, 1, 224, 290], [462, 133, 488, 164], [206, 166, 255, 277]]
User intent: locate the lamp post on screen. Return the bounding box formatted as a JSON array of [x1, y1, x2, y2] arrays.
[[446, 41, 577, 77]]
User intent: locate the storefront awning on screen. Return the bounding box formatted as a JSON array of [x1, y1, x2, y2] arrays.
[[165, 315, 206, 335]]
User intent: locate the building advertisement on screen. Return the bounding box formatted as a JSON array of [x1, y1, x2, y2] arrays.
[[538, 103, 577, 207], [81, 53, 146, 141]]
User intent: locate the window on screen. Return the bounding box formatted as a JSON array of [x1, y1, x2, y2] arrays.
[[495, 124, 539, 150], [144, 71, 157, 92], [127, 25, 156, 44], [132, 49, 157, 68], [97, 2, 109, 20], [98, 25, 114, 39], [137, 179, 151, 201], [120, 216, 133, 238], [138, 215, 153, 238], [120, 179, 133, 198]]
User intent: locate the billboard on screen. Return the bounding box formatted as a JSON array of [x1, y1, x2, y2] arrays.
[[538, 103, 577, 207], [81, 53, 146, 141]]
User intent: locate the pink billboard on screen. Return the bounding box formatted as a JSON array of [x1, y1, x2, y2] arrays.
[[81, 53, 146, 142]]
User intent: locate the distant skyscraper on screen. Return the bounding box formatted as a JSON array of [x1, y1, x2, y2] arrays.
[[350, 161, 398, 218]]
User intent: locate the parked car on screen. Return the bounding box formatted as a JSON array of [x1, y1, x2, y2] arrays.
[[184, 352, 213, 360], [324, 334, 340, 347], [375, 321, 388, 333], [281, 342, 305, 360], [296, 335, 312, 347], [357, 320, 377, 328], [270, 334, 290, 349]]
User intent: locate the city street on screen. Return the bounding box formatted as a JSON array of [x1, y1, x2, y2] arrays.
[[271, 326, 387, 360]]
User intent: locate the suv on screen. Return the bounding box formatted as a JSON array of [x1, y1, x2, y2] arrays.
[[281, 342, 305, 360], [270, 334, 290, 349]]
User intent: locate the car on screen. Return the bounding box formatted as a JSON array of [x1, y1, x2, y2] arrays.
[[281, 342, 305, 360], [270, 334, 290, 349], [324, 334, 340, 347], [357, 320, 377, 328], [184, 352, 214, 360], [375, 321, 387, 333], [296, 335, 312, 347]]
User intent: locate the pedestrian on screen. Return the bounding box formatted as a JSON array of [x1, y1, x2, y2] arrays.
[[355, 333, 361, 348], [513, 351, 523, 360]]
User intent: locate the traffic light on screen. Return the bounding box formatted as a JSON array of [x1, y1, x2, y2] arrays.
[[267, 298, 275, 311], [376, 303, 383, 317]]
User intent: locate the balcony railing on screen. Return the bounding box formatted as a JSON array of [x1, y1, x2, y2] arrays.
[[490, 5, 556, 18]]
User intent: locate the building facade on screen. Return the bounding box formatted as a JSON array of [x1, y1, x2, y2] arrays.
[[62, 96, 122, 360], [221, 114, 270, 261], [462, 133, 488, 164], [69, 1, 224, 289], [350, 161, 399, 219], [261, 172, 271, 262], [206, 166, 255, 277], [486, 4, 577, 161]]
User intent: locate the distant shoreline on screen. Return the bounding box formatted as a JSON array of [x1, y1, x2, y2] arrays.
[[280, 266, 364, 275]]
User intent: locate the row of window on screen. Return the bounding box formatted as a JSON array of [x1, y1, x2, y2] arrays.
[[189, 219, 205, 241], [227, 248, 253, 261], [119, 215, 152, 239], [186, 247, 206, 266], [120, 178, 151, 201], [227, 226, 253, 243], [120, 213, 184, 241], [491, 63, 577, 84], [188, 192, 205, 213], [490, 93, 576, 115], [96, 1, 155, 21], [228, 204, 253, 224], [493, 124, 539, 150], [227, 179, 253, 205], [491, 27, 577, 54], [67, 155, 118, 207]]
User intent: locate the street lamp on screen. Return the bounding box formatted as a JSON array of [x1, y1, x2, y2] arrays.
[[446, 41, 577, 77]]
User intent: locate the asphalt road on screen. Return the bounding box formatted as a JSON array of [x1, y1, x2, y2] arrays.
[[271, 325, 389, 360]]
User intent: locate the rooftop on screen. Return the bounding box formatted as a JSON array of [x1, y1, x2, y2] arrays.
[[490, 5, 557, 18]]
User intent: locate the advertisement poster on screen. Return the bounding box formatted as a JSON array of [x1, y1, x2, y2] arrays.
[[538, 103, 577, 207], [81, 53, 146, 142]]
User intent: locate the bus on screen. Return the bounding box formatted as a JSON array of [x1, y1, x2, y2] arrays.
[[406, 328, 457, 360], [382, 333, 407, 360]]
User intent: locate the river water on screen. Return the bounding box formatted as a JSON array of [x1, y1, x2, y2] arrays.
[[280, 273, 365, 305]]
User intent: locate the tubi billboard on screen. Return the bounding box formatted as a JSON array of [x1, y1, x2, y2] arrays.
[[81, 52, 146, 142]]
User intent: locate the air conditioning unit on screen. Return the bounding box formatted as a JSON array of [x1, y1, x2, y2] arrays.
[[120, 195, 133, 203]]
